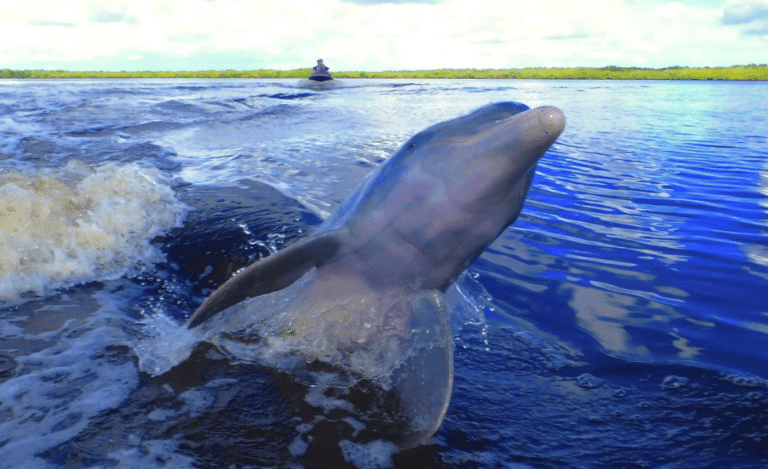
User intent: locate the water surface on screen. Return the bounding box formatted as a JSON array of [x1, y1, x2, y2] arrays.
[[1, 78, 767, 468]]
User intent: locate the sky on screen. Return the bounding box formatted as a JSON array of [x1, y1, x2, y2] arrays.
[[1, 0, 766, 71]]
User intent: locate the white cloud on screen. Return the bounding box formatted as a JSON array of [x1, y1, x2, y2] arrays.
[[0, 0, 764, 71], [341, 0, 446, 3], [720, 0, 768, 39], [721, 0, 768, 24]]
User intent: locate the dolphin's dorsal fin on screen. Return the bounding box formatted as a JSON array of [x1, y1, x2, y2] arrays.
[[187, 228, 349, 328]]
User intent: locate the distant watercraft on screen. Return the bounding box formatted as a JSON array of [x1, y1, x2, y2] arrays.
[[308, 74, 333, 82]]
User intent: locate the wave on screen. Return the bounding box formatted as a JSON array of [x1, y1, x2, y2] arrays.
[[0, 160, 190, 303]]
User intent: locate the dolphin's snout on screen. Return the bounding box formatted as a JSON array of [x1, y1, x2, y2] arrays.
[[537, 106, 566, 139]]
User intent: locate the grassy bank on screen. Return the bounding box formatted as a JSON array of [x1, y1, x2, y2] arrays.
[[1, 64, 767, 80]]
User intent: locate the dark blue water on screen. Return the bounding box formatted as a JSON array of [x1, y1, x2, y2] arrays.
[[485, 84, 768, 376], [1, 78, 767, 468]]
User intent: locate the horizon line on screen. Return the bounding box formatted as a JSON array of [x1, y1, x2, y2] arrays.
[[2, 64, 768, 73]]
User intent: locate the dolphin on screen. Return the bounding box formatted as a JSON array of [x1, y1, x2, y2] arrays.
[[186, 101, 566, 447]]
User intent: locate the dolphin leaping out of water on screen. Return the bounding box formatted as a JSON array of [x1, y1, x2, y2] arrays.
[[186, 101, 565, 447]]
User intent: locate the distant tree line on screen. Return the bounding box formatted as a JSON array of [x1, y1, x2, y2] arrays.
[[0, 69, 307, 79], [1, 65, 767, 80]]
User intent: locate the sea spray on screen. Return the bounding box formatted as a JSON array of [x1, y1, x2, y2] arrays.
[[0, 160, 190, 302]]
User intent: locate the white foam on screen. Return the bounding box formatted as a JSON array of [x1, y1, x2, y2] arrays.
[[338, 439, 399, 469], [343, 417, 366, 437], [0, 160, 190, 302], [0, 324, 139, 466], [205, 378, 240, 389], [304, 380, 355, 413], [288, 435, 310, 457], [178, 388, 217, 416], [103, 438, 197, 468], [133, 311, 203, 376]]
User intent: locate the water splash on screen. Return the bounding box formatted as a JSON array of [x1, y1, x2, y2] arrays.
[[0, 160, 190, 302]]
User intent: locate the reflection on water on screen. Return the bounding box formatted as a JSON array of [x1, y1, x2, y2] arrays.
[[745, 159, 768, 271], [561, 277, 707, 361], [472, 81, 768, 375]]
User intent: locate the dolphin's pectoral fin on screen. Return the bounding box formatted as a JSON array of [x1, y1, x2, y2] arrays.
[[390, 291, 453, 449], [186, 228, 349, 328]]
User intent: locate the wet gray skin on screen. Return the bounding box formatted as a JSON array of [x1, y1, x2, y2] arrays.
[[186, 102, 566, 447]]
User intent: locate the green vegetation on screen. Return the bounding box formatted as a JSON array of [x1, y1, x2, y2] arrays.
[[2, 64, 767, 80], [0, 69, 311, 79]]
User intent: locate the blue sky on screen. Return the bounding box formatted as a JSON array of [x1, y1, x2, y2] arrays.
[[1, 0, 766, 71]]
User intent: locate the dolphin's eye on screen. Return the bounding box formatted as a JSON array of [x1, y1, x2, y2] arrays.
[[404, 139, 419, 151]]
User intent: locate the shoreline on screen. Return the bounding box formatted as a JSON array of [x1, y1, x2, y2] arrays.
[[1, 65, 767, 81]]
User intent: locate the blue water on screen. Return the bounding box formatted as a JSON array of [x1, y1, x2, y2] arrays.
[[1, 78, 767, 468]]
